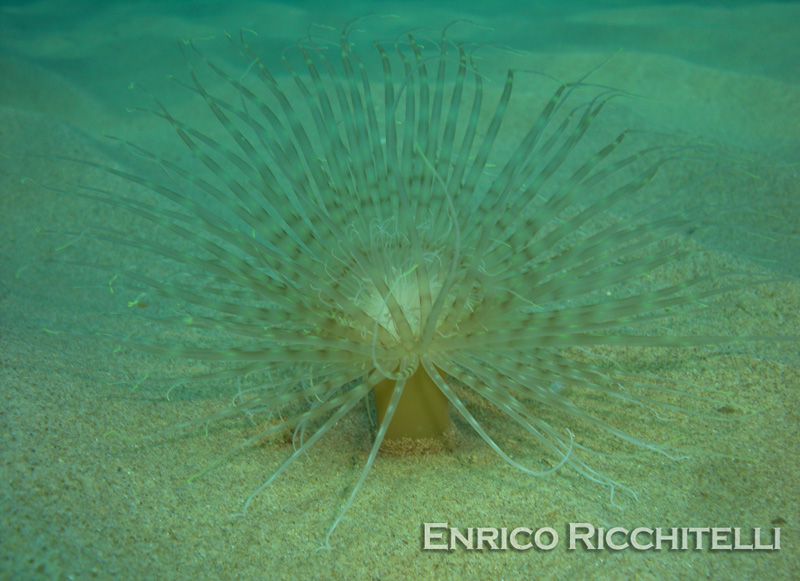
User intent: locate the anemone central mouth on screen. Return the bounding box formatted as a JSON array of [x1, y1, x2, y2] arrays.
[[357, 267, 445, 340]]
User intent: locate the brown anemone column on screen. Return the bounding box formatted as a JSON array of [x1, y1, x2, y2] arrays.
[[372, 365, 451, 441]]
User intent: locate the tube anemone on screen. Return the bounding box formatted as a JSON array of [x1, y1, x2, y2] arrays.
[[62, 21, 797, 549]]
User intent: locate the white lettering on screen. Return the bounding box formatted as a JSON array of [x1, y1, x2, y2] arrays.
[[569, 523, 596, 550], [534, 527, 559, 551], [687, 527, 710, 549], [476, 527, 499, 550], [509, 527, 532, 550], [711, 527, 732, 550], [451, 527, 473, 550], [655, 527, 679, 550], [421, 522, 781, 552], [733, 527, 753, 550], [605, 527, 629, 551], [423, 522, 449, 550], [631, 527, 653, 550]]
